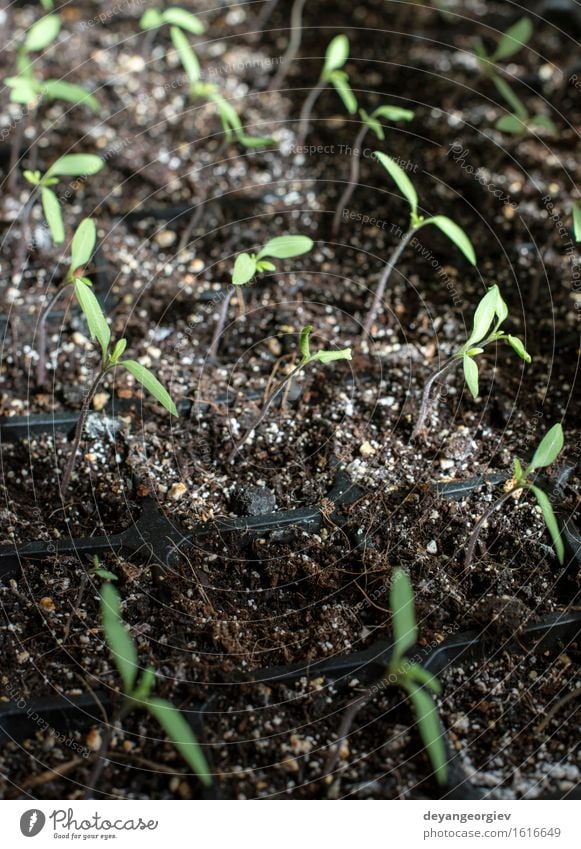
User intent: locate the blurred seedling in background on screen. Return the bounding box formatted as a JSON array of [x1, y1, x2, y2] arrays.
[[209, 235, 314, 359], [363, 151, 476, 336], [228, 325, 351, 462], [413, 284, 530, 438], [61, 290, 177, 491], [332, 104, 415, 234], [465, 423, 565, 568], [573, 203, 581, 242], [297, 35, 358, 145]]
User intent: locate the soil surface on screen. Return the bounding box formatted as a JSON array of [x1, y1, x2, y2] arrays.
[[0, 0, 580, 800]]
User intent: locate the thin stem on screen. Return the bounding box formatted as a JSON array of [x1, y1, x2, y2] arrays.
[[267, 0, 307, 92], [411, 358, 459, 440], [249, 0, 280, 42], [362, 226, 416, 337], [14, 186, 39, 281], [296, 78, 327, 146], [7, 113, 27, 195], [36, 285, 69, 389], [60, 369, 106, 493], [332, 124, 369, 236], [464, 489, 516, 571], [208, 287, 235, 361], [228, 362, 304, 463]]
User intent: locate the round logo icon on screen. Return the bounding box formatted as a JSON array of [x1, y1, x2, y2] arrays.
[[20, 810, 46, 837]]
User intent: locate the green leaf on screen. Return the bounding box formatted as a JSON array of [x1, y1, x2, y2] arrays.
[[23, 169, 42, 186], [389, 569, 417, 664], [46, 153, 104, 178], [299, 326, 312, 360], [73, 278, 111, 360], [423, 215, 477, 265], [121, 360, 178, 416], [374, 151, 418, 217], [24, 14, 61, 53], [131, 667, 156, 702], [495, 114, 527, 135], [41, 187, 64, 244], [322, 34, 349, 77], [170, 26, 200, 83], [529, 114, 557, 135], [530, 486, 565, 564], [42, 80, 100, 111], [505, 334, 531, 363], [70, 218, 96, 272], [530, 423, 564, 471], [363, 115, 384, 140], [492, 17, 533, 62], [258, 235, 314, 260], [330, 70, 357, 115], [145, 697, 211, 784], [110, 338, 128, 363], [139, 9, 163, 30], [311, 347, 352, 364], [407, 663, 442, 696], [236, 134, 276, 149], [494, 288, 509, 324], [465, 286, 499, 347], [100, 583, 138, 694], [256, 260, 276, 272], [5, 76, 38, 104], [232, 252, 257, 285], [513, 457, 524, 481], [402, 680, 448, 787], [492, 75, 529, 119], [372, 105, 415, 123], [161, 8, 205, 34], [573, 202, 581, 243], [463, 355, 479, 399]]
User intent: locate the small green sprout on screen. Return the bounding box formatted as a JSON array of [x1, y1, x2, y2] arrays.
[[413, 284, 530, 438], [297, 35, 357, 144], [388, 569, 448, 786], [231, 235, 314, 286], [228, 325, 351, 462], [363, 151, 477, 335], [473, 17, 556, 137], [333, 104, 415, 234], [5, 13, 99, 110], [465, 423, 565, 568], [100, 580, 211, 785], [23, 154, 104, 244], [573, 203, 581, 242], [61, 290, 178, 491]]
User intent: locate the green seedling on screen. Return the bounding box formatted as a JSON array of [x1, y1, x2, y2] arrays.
[[363, 151, 477, 335], [413, 284, 530, 438], [387, 569, 448, 786], [573, 202, 581, 242], [209, 235, 314, 358], [332, 104, 415, 234], [297, 35, 357, 145], [22, 153, 104, 245], [267, 0, 307, 92], [36, 217, 98, 388], [140, 7, 272, 149], [474, 17, 556, 137], [100, 580, 211, 786], [61, 290, 178, 491], [465, 423, 565, 568], [228, 325, 351, 462]]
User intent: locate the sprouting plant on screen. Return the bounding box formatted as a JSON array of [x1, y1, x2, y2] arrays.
[[267, 0, 307, 92], [36, 218, 97, 388], [363, 151, 477, 336], [140, 7, 272, 149], [228, 325, 351, 462], [413, 284, 530, 438], [473, 17, 556, 137], [209, 235, 314, 359], [387, 569, 448, 786], [60, 290, 178, 491], [100, 580, 211, 786], [297, 35, 357, 145], [465, 423, 565, 569], [573, 202, 581, 242], [4, 12, 99, 192], [332, 104, 415, 235], [22, 153, 104, 245]]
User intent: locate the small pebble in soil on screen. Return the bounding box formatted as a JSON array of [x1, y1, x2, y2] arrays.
[[168, 482, 188, 501], [426, 540, 438, 554], [231, 485, 277, 516]]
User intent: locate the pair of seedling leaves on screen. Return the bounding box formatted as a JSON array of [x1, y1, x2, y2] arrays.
[[6, 12, 99, 110], [140, 7, 273, 149], [23, 153, 104, 244], [100, 575, 210, 785], [473, 16, 556, 137], [65, 218, 178, 417]]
